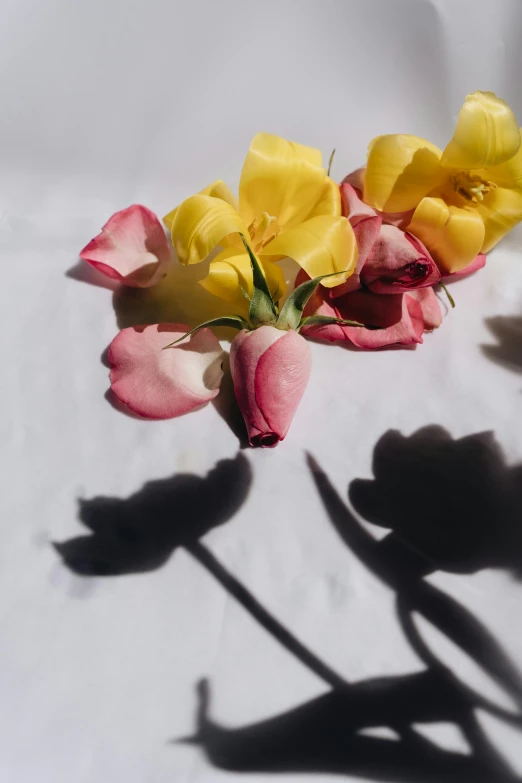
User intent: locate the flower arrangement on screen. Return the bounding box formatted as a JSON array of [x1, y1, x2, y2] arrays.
[[80, 91, 522, 446]]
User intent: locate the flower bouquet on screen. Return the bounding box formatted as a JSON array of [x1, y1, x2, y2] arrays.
[[80, 91, 522, 446]]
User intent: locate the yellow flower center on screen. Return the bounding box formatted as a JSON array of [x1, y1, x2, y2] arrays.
[[248, 212, 281, 251], [451, 172, 496, 204]]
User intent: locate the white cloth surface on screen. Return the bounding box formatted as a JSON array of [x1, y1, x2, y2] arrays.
[[1, 0, 522, 781]]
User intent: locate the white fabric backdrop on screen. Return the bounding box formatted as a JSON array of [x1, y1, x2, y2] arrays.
[[1, 0, 522, 781]]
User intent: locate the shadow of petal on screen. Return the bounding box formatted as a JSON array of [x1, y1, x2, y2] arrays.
[[66, 260, 120, 291], [482, 316, 522, 375]]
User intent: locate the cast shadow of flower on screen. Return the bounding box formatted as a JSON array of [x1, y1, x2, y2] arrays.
[[349, 426, 522, 576], [185, 672, 520, 783], [54, 452, 342, 690], [185, 427, 522, 783], [482, 316, 522, 375], [317, 427, 522, 709], [54, 454, 253, 576]]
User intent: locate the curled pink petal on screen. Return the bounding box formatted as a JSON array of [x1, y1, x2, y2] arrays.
[[335, 183, 382, 296], [377, 208, 415, 230], [342, 167, 366, 192], [230, 326, 311, 447], [340, 182, 378, 224], [341, 169, 413, 228], [348, 292, 423, 348], [301, 290, 426, 349], [407, 287, 442, 330], [109, 324, 224, 419], [80, 205, 171, 287], [441, 253, 486, 282]]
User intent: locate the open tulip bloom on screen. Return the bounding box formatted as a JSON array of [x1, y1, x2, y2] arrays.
[[80, 92, 522, 446]]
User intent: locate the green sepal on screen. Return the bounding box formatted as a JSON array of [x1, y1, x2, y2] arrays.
[[276, 270, 346, 331], [239, 285, 251, 302], [240, 234, 278, 326], [162, 315, 250, 349], [298, 314, 368, 331]]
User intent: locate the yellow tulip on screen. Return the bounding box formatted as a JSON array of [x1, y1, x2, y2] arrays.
[[164, 133, 358, 308], [363, 91, 522, 273]]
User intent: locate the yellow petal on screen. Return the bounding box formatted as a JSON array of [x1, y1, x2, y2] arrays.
[[262, 215, 357, 288], [163, 180, 238, 232], [408, 197, 485, 273], [200, 247, 286, 306], [486, 129, 522, 191], [364, 135, 443, 213], [475, 186, 522, 252], [291, 141, 323, 168], [442, 91, 521, 169], [305, 176, 342, 219], [170, 195, 247, 266], [238, 132, 327, 231]]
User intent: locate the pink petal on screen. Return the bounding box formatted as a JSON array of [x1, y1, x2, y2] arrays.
[[441, 253, 486, 282], [361, 225, 440, 294], [109, 324, 225, 419], [407, 287, 443, 330], [300, 300, 347, 342], [340, 182, 378, 224], [230, 326, 311, 447], [301, 290, 424, 349], [342, 168, 366, 192], [229, 328, 285, 444], [255, 329, 311, 441], [346, 294, 424, 349], [378, 208, 415, 230], [341, 169, 413, 228], [335, 183, 381, 296], [80, 205, 171, 288]]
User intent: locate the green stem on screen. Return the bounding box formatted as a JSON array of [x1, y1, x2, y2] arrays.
[[327, 148, 336, 178], [440, 282, 455, 309]]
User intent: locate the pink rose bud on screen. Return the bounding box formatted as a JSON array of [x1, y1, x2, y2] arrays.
[[230, 326, 312, 448], [340, 183, 440, 294], [361, 225, 441, 294]]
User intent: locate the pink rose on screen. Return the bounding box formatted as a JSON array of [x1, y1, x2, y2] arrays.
[[230, 326, 312, 448], [338, 183, 440, 295]]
